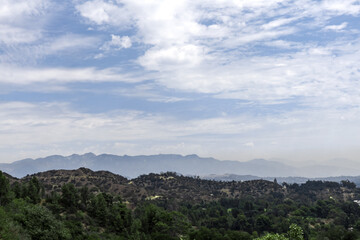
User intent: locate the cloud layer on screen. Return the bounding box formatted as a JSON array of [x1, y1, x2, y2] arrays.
[[1, 0, 360, 165]]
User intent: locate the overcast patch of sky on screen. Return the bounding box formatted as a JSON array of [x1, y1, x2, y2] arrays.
[[1, 0, 360, 164]]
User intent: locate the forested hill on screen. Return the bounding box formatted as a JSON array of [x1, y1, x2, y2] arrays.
[[2, 168, 360, 239], [10, 167, 360, 207]]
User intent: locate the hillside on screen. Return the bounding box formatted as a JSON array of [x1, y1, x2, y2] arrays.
[[2, 168, 360, 239], [15, 168, 360, 207]]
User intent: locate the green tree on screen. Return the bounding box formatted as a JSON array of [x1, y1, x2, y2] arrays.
[[0, 171, 12, 206], [25, 177, 42, 204], [0, 206, 29, 240], [108, 201, 133, 234], [287, 224, 304, 240], [89, 193, 109, 225], [9, 199, 71, 240], [189, 227, 223, 240], [141, 204, 190, 239], [255, 214, 272, 232], [255, 224, 304, 240], [80, 186, 91, 208], [60, 183, 80, 212]]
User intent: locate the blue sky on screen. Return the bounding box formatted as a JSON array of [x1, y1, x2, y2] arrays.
[[1, 0, 360, 164]]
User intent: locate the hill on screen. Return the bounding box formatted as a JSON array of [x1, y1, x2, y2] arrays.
[[14, 168, 360, 207], [2, 168, 360, 239]]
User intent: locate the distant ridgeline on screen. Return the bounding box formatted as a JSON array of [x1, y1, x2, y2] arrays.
[[202, 174, 360, 187], [0, 168, 360, 239], [1, 153, 360, 183]]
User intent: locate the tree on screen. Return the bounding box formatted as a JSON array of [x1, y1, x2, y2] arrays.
[[108, 201, 133, 234], [255, 224, 304, 240], [25, 177, 42, 204], [140, 204, 190, 238], [0, 206, 29, 240], [9, 199, 71, 240], [255, 233, 288, 240], [287, 224, 304, 240], [89, 193, 109, 225], [255, 214, 272, 232], [60, 183, 80, 212], [0, 171, 12, 206], [80, 186, 91, 208]]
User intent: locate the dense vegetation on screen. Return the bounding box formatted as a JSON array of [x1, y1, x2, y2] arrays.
[[1, 170, 360, 239]]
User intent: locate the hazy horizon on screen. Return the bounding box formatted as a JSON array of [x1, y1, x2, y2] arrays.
[[1, 0, 360, 166], [1, 151, 357, 169]]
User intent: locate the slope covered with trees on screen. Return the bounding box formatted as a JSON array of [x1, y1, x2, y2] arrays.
[[1, 169, 360, 239]]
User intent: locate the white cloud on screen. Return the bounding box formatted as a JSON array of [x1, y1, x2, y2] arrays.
[[76, 0, 132, 26], [138, 44, 206, 70], [244, 142, 255, 148], [0, 25, 41, 44], [3, 0, 360, 164], [0, 0, 47, 22], [48, 34, 100, 53], [2, 100, 360, 163], [324, 22, 348, 31], [100, 34, 132, 51], [113, 83, 191, 103], [321, 0, 360, 15], [0, 101, 261, 161], [0, 0, 48, 45], [73, 0, 360, 103], [0, 65, 144, 84], [2, 0, 359, 110], [261, 17, 298, 30]]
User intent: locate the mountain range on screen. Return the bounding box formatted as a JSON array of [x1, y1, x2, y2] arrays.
[[0, 153, 360, 180]]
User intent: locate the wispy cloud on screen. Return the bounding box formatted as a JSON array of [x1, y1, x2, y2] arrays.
[[1, 100, 360, 163], [0, 0, 48, 45], [2, 0, 360, 164], [0, 65, 143, 84], [324, 22, 348, 31]]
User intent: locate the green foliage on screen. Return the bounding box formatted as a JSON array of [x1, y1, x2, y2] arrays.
[[255, 214, 271, 232], [140, 204, 190, 239], [255, 224, 303, 240], [256, 233, 288, 240], [8, 199, 71, 239], [60, 183, 80, 212], [108, 201, 133, 234], [287, 224, 304, 240], [89, 192, 109, 225], [0, 206, 30, 240], [1, 172, 360, 239], [0, 170, 13, 206], [80, 185, 91, 208], [25, 177, 42, 204]]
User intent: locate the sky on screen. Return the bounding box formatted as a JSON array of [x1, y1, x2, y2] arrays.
[[1, 0, 360, 164]]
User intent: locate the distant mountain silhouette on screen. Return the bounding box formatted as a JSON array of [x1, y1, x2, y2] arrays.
[[0, 153, 359, 179], [0, 153, 297, 178]]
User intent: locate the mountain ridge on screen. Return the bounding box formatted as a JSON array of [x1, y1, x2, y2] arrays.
[[0, 152, 359, 179]]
